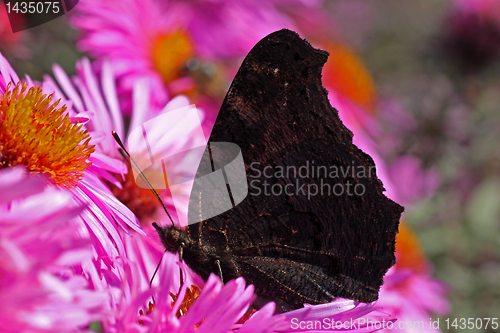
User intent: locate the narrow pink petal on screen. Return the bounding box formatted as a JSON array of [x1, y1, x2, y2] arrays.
[[0, 52, 18, 85], [70, 111, 95, 124], [200, 282, 254, 333], [80, 177, 143, 235], [238, 302, 282, 333], [80, 58, 113, 142], [129, 77, 151, 135], [195, 279, 245, 333], [177, 275, 222, 332], [102, 60, 124, 138], [53, 63, 85, 113], [38, 272, 73, 301], [0, 238, 31, 272], [89, 152, 128, 174], [76, 184, 126, 255], [73, 187, 123, 257], [88, 131, 106, 145], [76, 213, 116, 268], [0, 167, 48, 203], [87, 165, 123, 190], [42, 74, 64, 97]]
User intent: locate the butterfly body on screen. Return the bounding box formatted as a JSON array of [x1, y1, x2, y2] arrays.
[[155, 29, 403, 313], [154, 223, 241, 283]]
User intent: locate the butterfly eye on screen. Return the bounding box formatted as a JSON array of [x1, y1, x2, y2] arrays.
[[152, 223, 182, 253], [165, 229, 180, 250]]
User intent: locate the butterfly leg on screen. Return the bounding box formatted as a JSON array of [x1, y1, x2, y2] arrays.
[[215, 259, 224, 283], [178, 242, 185, 288]]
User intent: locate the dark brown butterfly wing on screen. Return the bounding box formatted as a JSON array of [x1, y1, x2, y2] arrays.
[[186, 29, 403, 311]]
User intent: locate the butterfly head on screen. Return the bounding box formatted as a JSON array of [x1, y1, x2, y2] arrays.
[[152, 222, 186, 254]]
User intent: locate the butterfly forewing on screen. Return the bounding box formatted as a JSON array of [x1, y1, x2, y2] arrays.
[[172, 29, 402, 312]]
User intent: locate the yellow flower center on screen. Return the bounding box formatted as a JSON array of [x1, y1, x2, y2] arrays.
[[152, 31, 193, 83], [0, 82, 95, 188]]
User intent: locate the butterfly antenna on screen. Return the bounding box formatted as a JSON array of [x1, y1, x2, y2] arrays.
[[112, 131, 174, 224], [147, 253, 164, 305], [148, 250, 185, 304], [150, 254, 164, 288]]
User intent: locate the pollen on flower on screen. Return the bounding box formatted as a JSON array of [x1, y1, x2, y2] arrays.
[[169, 282, 257, 326], [0, 82, 95, 188], [169, 283, 206, 329], [237, 308, 257, 324], [152, 31, 193, 83], [138, 302, 155, 325], [170, 283, 203, 318]]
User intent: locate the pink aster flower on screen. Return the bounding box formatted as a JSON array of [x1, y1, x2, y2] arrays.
[[320, 42, 450, 331], [441, 0, 500, 72], [453, 0, 500, 21], [377, 268, 449, 333], [43, 57, 206, 227], [69, 0, 325, 123], [95, 228, 392, 333], [372, 223, 451, 333], [0, 4, 27, 56], [318, 39, 441, 205], [329, 90, 397, 202], [0, 52, 143, 269], [332, 110, 449, 332], [159, 0, 324, 59], [0, 166, 109, 333], [272, 300, 394, 332], [386, 156, 440, 205], [332, 94, 440, 206], [88, 225, 253, 332]]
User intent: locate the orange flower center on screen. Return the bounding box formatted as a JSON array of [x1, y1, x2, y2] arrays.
[[322, 42, 376, 113], [152, 31, 194, 83], [168, 282, 255, 327], [171, 283, 203, 318], [0, 82, 94, 188], [107, 164, 161, 223], [395, 221, 427, 273], [138, 301, 155, 325]]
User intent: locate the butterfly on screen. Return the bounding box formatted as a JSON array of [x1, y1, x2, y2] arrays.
[[153, 29, 403, 313]]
